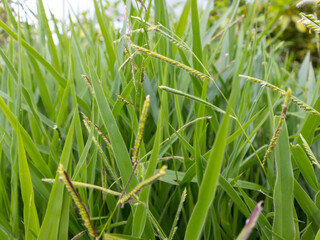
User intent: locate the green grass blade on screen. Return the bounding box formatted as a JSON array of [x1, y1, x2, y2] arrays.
[[185, 105, 231, 239], [0, 95, 52, 177], [169, 188, 187, 240], [159, 85, 230, 117], [191, 0, 203, 71], [273, 119, 295, 239], [17, 127, 40, 239], [37, 0, 61, 73], [236, 201, 263, 240], [38, 115, 75, 239], [93, 0, 116, 77], [294, 179, 320, 229], [89, 66, 138, 191], [0, 19, 67, 87], [291, 144, 319, 192]]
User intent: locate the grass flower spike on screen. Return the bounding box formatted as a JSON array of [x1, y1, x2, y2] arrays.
[[132, 95, 150, 163], [263, 88, 291, 165], [131, 44, 209, 81], [81, 111, 112, 147], [119, 165, 167, 206], [240, 75, 320, 115], [57, 164, 97, 238]]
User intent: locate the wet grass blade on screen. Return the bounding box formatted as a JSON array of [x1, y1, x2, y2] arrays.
[[236, 201, 263, 240]]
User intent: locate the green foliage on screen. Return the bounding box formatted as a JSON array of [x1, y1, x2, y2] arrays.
[[0, 0, 320, 239]]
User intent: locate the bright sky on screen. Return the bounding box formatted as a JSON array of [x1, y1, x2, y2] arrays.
[[18, 0, 96, 22], [9, 0, 212, 33], [16, 0, 210, 23]]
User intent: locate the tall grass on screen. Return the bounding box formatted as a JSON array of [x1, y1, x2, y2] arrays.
[[0, 0, 320, 239]]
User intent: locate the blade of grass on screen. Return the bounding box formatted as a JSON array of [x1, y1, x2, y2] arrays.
[[0, 19, 67, 87], [236, 201, 263, 240], [291, 144, 319, 192], [0, 95, 52, 177], [17, 127, 40, 239], [185, 103, 231, 239], [273, 119, 295, 239], [89, 66, 138, 191], [37, 0, 62, 73], [38, 116, 75, 239], [294, 179, 320, 230]]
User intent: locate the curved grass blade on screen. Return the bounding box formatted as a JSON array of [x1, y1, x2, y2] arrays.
[[294, 179, 320, 229], [185, 105, 231, 239], [236, 201, 263, 240], [0, 95, 52, 178], [291, 144, 320, 192], [159, 85, 232, 117], [0, 20, 67, 87]]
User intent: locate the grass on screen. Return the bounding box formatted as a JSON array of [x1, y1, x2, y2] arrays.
[[0, 0, 320, 239]]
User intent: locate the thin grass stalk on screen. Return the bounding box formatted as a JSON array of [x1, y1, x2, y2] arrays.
[[124, 8, 138, 89], [169, 188, 187, 240], [263, 88, 292, 165], [207, 14, 245, 45], [139, 116, 211, 163], [70, 231, 86, 240], [42, 178, 121, 196], [82, 118, 121, 188], [119, 165, 167, 206], [159, 85, 231, 117], [135, 0, 148, 13], [118, 50, 138, 71], [113, 26, 159, 44], [57, 164, 97, 238], [102, 167, 107, 201], [131, 16, 187, 50], [146, 206, 168, 239], [80, 111, 112, 147]]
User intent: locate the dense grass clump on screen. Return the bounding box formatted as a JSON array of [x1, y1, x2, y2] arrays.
[[1, 0, 320, 239]]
